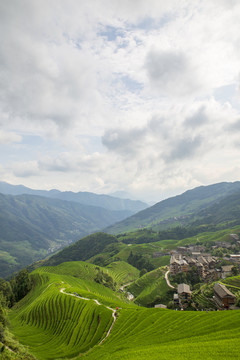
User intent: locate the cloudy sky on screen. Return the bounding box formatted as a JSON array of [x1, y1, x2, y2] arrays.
[[1, 0, 240, 202]]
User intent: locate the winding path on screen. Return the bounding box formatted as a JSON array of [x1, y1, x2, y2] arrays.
[[165, 270, 175, 289], [60, 288, 117, 345]]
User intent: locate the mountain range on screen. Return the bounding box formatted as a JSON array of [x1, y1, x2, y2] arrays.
[[1, 180, 240, 278], [105, 181, 240, 234], [0, 181, 148, 212], [0, 182, 147, 278]]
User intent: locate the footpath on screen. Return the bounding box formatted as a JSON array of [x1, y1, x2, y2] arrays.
[[165, 269, 175, 289], [60, 288, 117, 345]]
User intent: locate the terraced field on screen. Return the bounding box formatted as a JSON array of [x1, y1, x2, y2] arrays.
[[106, 261, 139, 285], [128, 267, 173, 306], [9, 262, 135, 360], [222, 275, 240, 290], [82, 308, 240, 360], [8, 261, 240, 360]]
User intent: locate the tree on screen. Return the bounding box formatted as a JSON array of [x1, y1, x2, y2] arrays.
[[140, 269, 147, 277], [11, 269, 32, 303], [0, 278, 13, 307], [232, 265, 239, 276]]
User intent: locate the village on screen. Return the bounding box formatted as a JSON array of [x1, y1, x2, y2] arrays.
[[168, 234, 240, 310]]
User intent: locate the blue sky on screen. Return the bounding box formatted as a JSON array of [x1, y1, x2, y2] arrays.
[[1, 0, 240, 202]]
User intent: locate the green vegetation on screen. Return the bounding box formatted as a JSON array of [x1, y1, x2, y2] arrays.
[[106, 261, 139, 285], [106, 181, 240, 234], [0, 192, 138, 278], [128, 267, 173, 307], [127, 251, 154, 272], [9, 261, 136, 360], [45, 233, 118, 266], [81, 308, 240, 360], [2, 182, 240, 359], [5, 260, 240, 360]]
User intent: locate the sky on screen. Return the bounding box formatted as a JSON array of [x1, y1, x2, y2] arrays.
[[1, 0, 240, 203]]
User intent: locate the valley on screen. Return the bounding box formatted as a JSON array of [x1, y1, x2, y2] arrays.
[[1, 181, 240, 359]]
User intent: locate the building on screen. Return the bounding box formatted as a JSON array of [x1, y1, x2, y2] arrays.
[[170, 255, 180, 275], [204, 269, 220, 282], [230, 254, 240, 263], [177, 246, 189, 255], [154, 304, 167, 309], [221, 265, 233, 279], [213, 283, 236, 309], [230, 234, 239, 241], [173, 293, 179, 305], [177, 283, 192, 301]]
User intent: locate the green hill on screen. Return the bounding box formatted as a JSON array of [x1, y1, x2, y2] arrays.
[[81, 308, 240, 360], [44, 233, 118, 267], [8, 261, 136, 359], [105, 181, 240, 234], [0, 194, 131, 278], [128, 267, 173, 307], [7, 261, 240, 360], [190, 191, 240, 226]]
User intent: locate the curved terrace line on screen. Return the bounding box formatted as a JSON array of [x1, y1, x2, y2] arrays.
[[60, 288, 117, 345]]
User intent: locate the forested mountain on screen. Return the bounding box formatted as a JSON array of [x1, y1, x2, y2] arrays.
[[0, 194, 131, 278], [44, 232, 118, 266], [0, 182, 148, 213], [105, 181, 240, 234]]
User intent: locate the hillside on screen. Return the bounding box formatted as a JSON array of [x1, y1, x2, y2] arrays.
[[44, 233, 119, 267], [0, 194, 131, 278], [6, 261, 240, 360], [128, 267, 173, 307], [105, 181, 240, 234], [190, 191, 240, 226], [0, 181, 148, 213]]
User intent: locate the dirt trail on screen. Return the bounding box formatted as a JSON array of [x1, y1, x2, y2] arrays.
[[60, 288, 117, 345], [165, 270, 175, 289]]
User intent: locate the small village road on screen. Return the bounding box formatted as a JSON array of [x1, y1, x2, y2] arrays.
[[165, 270, 175, 289]]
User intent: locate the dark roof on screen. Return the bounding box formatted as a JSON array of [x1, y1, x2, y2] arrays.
[[178, 283, 191, 294], [214, 283, 236, 299]]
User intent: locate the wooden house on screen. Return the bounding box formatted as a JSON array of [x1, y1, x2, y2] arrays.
[[177, 283, 192, 301], [213, 283, 236, 309], [221, 265, 233, 279]]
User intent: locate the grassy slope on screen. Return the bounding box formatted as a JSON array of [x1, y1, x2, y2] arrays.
[[8, 261, 240, 360], [106, 261, 140, 285], [128, 267, 172, 306], [81, 308, 240, 360], [8, 261, 138, 360]]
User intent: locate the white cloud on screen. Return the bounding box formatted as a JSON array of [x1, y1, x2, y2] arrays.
[[0, 0, 240, 201], [145, 49, 201, 97], [0, 131, 22, 145]]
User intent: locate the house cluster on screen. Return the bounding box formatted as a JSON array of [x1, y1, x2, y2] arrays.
[[169, 234, 240, 281], [170, 252, 219, 281], [173, 282, 236, 310]]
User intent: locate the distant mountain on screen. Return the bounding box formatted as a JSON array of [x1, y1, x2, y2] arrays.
[[0, 193, 132, 278], [105, 181, 240, 234], [0, 182, 148, 213], [190, 191, 240, 227]]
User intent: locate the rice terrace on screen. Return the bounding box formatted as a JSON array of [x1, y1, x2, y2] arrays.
[[2, 0, 240, 358], [2, 258, 239, 360]]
